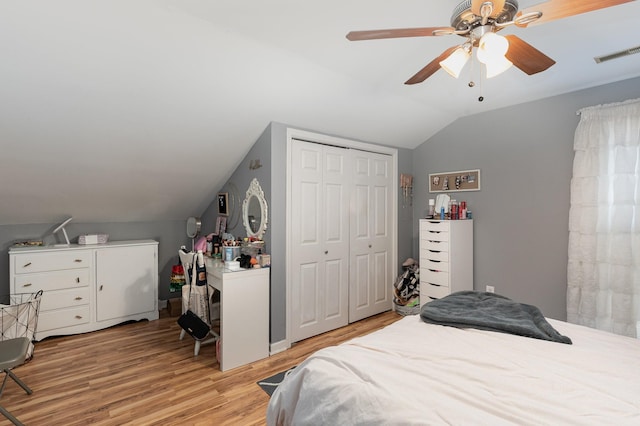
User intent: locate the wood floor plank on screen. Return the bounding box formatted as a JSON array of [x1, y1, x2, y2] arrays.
[[0, 309, 402, 425]]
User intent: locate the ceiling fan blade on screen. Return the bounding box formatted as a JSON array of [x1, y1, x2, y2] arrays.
[[517, 0, 634, 27], [346, 27, 454, 41], [471, 0, 506, 17], [405, 46, 459, 85], [504, 35, 556, 75]]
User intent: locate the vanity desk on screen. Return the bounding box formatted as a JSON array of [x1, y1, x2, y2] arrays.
[[205, 258, 269, 371]]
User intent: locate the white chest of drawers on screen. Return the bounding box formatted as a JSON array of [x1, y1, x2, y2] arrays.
[[419, 219, 473, 306], [9, 240, 159, 340]]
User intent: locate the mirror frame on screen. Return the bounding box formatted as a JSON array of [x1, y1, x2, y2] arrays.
[[186, 216, 201, 238], [242, 178, 268, 240]]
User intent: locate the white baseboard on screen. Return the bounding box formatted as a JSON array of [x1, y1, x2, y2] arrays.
[[270, 339, 290, 356]]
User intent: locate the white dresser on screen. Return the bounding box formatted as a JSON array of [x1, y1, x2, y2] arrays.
[[9, 240, 159, 340], [419, 219, 473, 306], [205, 259, 270, 371]]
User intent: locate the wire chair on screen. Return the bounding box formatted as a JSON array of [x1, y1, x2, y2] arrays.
[[0, 290, 42, 425], [0, 290, 43, 360]]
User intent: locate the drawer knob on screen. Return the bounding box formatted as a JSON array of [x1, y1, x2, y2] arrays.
[[23, 262, 32, 268], [23, 283, 32, 287], [428, 282, 441, 287], [75, 315, 83, 319], [99, 285, 103, 291], [324, 250, 328, 255], [76, 277, 80, 283], [74, 259, 83, 263], [74, 297, 83, 301], [368, 244, 372, 248]]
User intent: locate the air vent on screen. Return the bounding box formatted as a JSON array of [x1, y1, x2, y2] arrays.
[[594, 45, 640, 63]]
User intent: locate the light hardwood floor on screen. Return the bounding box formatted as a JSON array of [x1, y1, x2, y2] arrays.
[[1, 309, 402, 426]]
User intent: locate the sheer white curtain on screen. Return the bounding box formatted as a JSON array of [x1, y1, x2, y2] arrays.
[[567, 98, 640, 338]]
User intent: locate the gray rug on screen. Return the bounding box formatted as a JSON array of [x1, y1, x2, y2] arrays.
[[257, 366, 296, 397]]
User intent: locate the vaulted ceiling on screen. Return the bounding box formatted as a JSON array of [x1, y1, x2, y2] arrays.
[[1, 0, 639, 225]]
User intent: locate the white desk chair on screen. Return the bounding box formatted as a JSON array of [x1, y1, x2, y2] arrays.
[[178, 248, 219, 356]]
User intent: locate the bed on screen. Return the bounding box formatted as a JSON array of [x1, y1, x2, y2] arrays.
[[267, 292, 640, 425]]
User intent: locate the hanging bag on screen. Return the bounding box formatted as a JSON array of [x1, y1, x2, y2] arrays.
[[177, 309, 210, 340], [177, 253, 211, 340]]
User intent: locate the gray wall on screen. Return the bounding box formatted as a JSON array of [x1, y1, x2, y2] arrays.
[[411, 76, 640, 321], [397, 148, 415, 266]]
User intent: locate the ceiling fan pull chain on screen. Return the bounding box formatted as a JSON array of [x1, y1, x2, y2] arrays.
[[478, 66, 485, 102], [468, 46, 476, 89]]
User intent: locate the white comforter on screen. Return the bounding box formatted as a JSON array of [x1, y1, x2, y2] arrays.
[[267, 315, 640, 425]]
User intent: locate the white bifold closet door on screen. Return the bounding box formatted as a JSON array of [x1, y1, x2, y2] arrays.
[[349, 150, 393, 323], [290, 140, 392, 342], [291, 140, 351, 342]]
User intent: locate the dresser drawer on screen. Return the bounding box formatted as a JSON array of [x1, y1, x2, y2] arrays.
[[420, 248, 449, 262], [422, 268, 449, 287], [421, 258, 450, 272], [422, 230, 450, 243], [420, 220, 450, 233], [13, 269, 90, 292], [13, 251, 91, 274], [421, 238, 449, 252], [421, 282, 451, 301], [40, 287, 90, 312], [38, 306, 91, 332]]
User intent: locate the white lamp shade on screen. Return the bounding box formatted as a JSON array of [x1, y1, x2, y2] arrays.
[[478, 32, 509, 59], [439, 47, 470, 78], [483, 55, 513, 78], [476, 32, 512, 78]]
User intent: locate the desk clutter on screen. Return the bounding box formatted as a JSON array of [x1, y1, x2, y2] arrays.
[[191, 232, 270, 270], [427, 193, 473, 220]]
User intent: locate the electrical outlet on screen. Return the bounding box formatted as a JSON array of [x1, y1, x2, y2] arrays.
[[486, 285, 495, 293]]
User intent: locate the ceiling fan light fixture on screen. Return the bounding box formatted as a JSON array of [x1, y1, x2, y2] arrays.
[[440, 46, 471, 78], [477, 32, 509, 60], [483, 55, 513, 78], [476, 32, 512, 77]]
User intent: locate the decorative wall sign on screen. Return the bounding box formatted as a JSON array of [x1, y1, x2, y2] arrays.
[[217, 192, 229, 216], [429, 169, 480, 193]]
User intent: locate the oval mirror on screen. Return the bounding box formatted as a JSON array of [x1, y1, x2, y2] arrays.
[[186, 216, 201, 238], [242, 178, 268, 240]]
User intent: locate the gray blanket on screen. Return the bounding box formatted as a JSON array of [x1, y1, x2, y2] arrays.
[[420, 291, 572, 344]]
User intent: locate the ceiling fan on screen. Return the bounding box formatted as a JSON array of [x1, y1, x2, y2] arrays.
[[346, 0, 634, 85]]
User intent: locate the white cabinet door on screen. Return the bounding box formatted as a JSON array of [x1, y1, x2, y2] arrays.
[[290, 140, 350, 342], [95, 244, 157, 322], [349, 151, 393, 322]]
